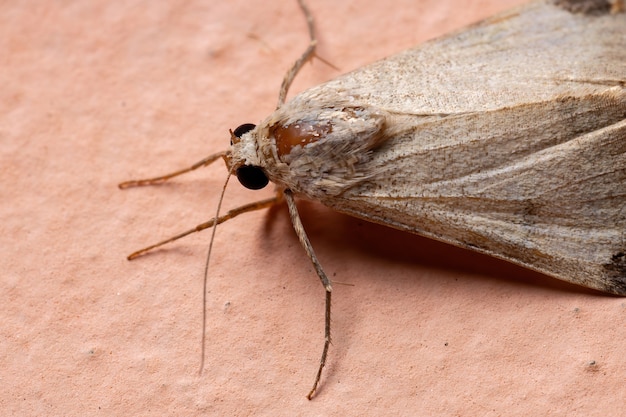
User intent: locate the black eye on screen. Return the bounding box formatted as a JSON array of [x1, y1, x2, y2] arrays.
[[236, 165, 269, 190], [233, 123, 256, 138]]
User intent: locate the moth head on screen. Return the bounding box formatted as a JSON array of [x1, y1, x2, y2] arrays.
[[228, 123, 269, 190]]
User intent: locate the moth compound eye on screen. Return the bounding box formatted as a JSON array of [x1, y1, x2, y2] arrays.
[[236, 165, 269, 190], [233, 123, 256, 138], [231, 123, 256, 145]]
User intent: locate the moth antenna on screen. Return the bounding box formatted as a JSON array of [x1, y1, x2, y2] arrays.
[[118, 151, 228, 188], [199, 170, 232, 375], [196, 187, 283, 374], [276, 0, 318, 108]]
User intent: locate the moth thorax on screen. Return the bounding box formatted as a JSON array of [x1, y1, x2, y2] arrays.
[[271, 120, 332, 160]]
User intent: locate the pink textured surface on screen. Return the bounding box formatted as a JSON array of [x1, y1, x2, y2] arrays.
[[2, 0, 625, 415]]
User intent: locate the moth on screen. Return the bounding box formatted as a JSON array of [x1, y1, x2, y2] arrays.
[[120, 0, 626, 399]]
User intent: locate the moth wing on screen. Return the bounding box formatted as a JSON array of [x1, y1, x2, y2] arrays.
[[268, 0, 626, 293], [333, 115, 626, 295], [295, 0, 626, 115]]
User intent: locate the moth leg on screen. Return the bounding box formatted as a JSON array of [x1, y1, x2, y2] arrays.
[[276, 0, 317, 108], [118, 150, 228, 188], [284, 189, 332, 400], [126, 196, 280, 260]]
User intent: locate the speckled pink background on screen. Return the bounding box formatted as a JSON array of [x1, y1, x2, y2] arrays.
[[3, 0, 625, 415]]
